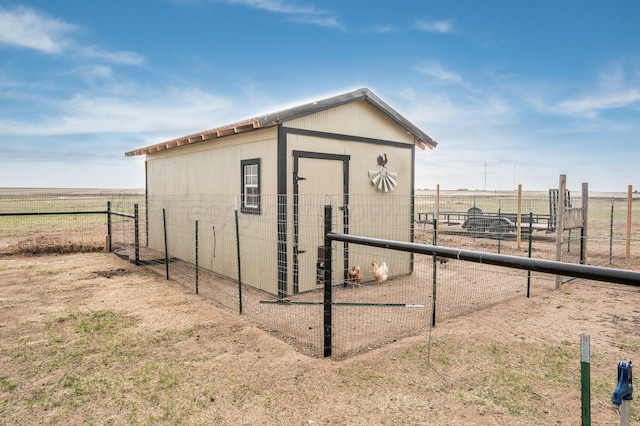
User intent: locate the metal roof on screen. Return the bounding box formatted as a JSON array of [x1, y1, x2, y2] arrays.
[[124, 88, 436, 157]]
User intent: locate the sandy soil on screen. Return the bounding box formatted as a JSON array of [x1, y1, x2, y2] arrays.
[[1, 252, 639, 425]]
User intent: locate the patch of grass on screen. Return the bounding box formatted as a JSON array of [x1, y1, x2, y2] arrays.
[[0, 376, 18, 392], [620, 337, 640, 350]]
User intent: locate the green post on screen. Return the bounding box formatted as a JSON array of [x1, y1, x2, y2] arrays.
[[581, 333, 591, 426], [235, 200, 243, 315], [431, 218, 438, 327], [527, 212, 533, 298]]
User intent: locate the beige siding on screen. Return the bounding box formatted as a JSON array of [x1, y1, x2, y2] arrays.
[[285, 105, 414, 287], [286, 101, 415, 145], [142, 100, 421, 296], [145, 128, 280, 294]]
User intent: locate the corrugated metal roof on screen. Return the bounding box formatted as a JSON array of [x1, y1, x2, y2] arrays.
[[125, 88, 436, 157]]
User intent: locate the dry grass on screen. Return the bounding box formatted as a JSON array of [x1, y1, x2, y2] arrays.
[[1, 252, 639, 425]]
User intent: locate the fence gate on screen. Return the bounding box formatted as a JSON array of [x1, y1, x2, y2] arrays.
[[260, 204, 429, 358]]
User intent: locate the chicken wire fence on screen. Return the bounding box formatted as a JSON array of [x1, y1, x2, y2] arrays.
[[1, 190, 638, 358], [0, 191, 143, 254]]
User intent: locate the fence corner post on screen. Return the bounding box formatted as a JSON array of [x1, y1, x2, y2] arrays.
[[134, 204, 139, 265], [106, 201, 112, 252], [323, 204, 333, 358]]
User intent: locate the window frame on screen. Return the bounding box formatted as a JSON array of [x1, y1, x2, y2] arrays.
[[241, 158, 261, 214]]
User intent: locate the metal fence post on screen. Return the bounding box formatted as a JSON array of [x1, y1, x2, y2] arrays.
[[323, 204, 333, 358], [163, 208, 169, 280], [527, 212, 533, 298], [134, 204, 139, 265], [235, 201, 243, 315], [610, 202, 615, 265], [106, 201, 112, 252], [432, 218, 438, 327], [195, 218, 199, 295], [581, 334, 591, 426]]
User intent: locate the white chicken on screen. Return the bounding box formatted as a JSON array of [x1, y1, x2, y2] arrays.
[[371, 261, 388, 283]]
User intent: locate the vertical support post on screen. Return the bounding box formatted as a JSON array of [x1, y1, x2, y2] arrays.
[[431, 219, 438, 327], [581, 333, 591, 426], [527, 212, 533, 298], [435, 184, 440, 226], [497, 207, 502, 254], [145, 190, 149, 247], [235, 200, 243, 315], [195, 218, 199, 295], [610, 202, 615, 265], [323, 205, 333, 358], [626, 185, 633, 259], [620, 401, 631, 426], [163, 208, 169, 280], [581, 183, 588, 265], [134, 204, 139, 265], [556, 174, 566, 288], [106, 201, 112, 253], [517, 184, 522, 249]]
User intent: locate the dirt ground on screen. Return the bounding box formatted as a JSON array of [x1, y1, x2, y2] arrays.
[[1, 252, 640, 425]]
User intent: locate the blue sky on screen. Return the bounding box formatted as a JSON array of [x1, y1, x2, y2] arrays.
[[0, 0, 638, 191]]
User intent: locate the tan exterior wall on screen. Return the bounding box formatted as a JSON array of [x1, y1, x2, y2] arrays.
[[287, 101, 415, 144], [284, 101, 414, 292], [145, 128, 280, 293], [142, 100, 419, 296]]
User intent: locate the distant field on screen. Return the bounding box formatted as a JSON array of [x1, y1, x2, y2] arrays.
[[0, 187, 144, 196]]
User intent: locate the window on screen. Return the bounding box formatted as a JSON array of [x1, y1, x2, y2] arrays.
[[241, 158, 260, 213]]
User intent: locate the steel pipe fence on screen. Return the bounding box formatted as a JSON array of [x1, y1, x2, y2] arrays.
[[1, 190, 638, 358]]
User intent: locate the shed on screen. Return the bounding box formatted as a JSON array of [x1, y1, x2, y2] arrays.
[[125, 88, 436, 297]]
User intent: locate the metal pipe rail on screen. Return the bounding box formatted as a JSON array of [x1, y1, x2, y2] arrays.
[[0, 210, 136, 218], [326, 232, 640, 287], [0, 210, 108, 216]]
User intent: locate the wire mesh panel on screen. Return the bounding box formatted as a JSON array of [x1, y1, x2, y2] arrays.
[[0, 190, 144, 254], [1, 189, 638, 359]]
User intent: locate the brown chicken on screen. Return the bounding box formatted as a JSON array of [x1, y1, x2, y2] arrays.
[[347, 266, 363, 286], [371, 261, 388, 283]]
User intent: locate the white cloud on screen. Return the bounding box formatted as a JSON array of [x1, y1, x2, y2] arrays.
[[0, 86, 237, 138], [555, 89, 640, 118], [79, 46, 145, 65], [415, 19, 454, 34], [416, 62, 463, 84], [526, 61, 640, 119], [82, 65, 113, 80], [221, 0, 339, 27], [372, 25, 397, 34], [0, 5, 144, 65], [0, 5, 75, 53]]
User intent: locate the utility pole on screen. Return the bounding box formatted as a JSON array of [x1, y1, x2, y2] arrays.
[[484, 162, 487, 191]]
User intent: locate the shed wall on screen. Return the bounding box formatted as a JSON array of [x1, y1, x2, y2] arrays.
[[142, 100, 420, 296], [145, 128, 279, 293], [283, 101, 414, 290], [287, 101, 416, 145]]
